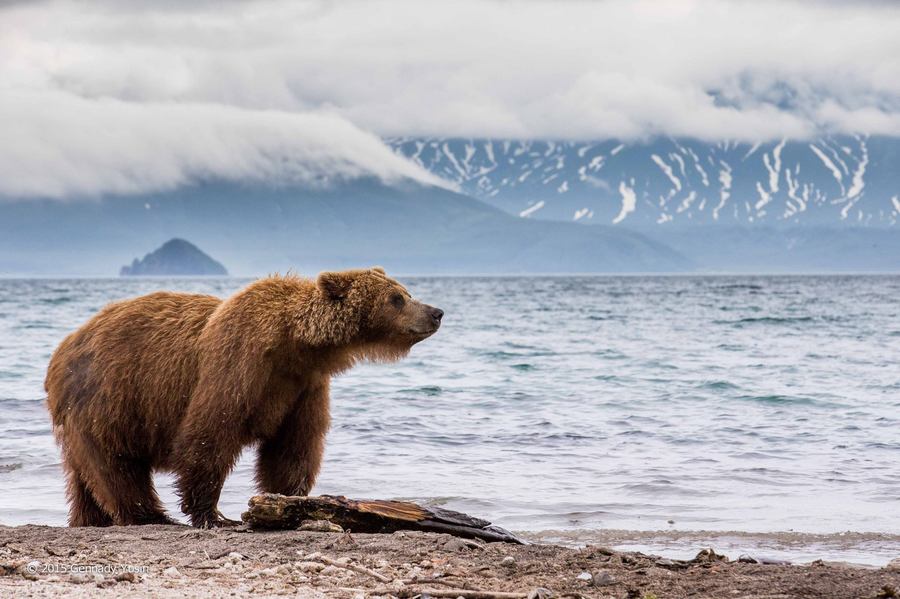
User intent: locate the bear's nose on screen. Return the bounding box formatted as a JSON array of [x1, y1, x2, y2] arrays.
[[430, 308, 444, 324]]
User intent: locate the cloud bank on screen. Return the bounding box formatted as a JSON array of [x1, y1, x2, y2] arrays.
[[2, 0, 899, 199], [0, 91, 448, 198]]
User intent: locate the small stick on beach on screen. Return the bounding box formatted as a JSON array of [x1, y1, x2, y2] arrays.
[[402, 576, 475, 589], [301, 552, 393, 583], [336, 587, 529, 599]]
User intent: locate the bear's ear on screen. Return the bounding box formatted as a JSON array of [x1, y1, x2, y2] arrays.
[[371, 266, 386, 275], [317, 271, 354, 300]]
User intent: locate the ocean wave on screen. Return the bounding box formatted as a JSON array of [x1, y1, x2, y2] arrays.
[[699, 380, 739, 390], [736, 394, 817, 405], [715, 283, 765, 291], [716, 316, 815, 326]]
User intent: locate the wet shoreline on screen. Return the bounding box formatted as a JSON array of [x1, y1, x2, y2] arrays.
[[527, 529, 900, 567]]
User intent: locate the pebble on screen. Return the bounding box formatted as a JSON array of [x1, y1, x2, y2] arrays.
[[441, 538, 470, 552], [294, 561, 325, 573], [227, 552, 245, 561], [162, 566, 182, 578], [693, 548, 728, 563], [69, 572, 93, 584], [299, 519, 344, 533], [116, 572, 140, 582], [655, 559, 677, 568], [887, 558, 900, 572], [576, 571, 592, 582], [527, 587, 553, 599], [592, 571, 616, 586], [501, 556, 517, 569], [738, 554, 791, 566], [100, 534, 132, 542], [399, 568, 419, 581]]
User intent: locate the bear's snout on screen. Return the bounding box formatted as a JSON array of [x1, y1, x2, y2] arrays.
[[409, 303, 443, 339]]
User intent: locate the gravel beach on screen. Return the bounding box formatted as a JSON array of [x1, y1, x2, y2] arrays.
[[1, 524, 898, 599]]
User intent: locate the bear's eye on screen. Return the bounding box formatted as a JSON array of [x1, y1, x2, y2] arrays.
[[390, 293, 406, 309]]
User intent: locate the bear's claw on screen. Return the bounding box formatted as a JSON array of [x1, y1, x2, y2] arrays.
[[191, 509, 242, 529]]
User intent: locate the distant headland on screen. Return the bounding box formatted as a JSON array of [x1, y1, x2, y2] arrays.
[[120, 239, 228, 276]]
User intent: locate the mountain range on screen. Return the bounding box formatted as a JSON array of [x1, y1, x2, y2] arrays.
[[0, 179, 687, 276], [1, 136, 897, 276], [387, 136, 900, 228]]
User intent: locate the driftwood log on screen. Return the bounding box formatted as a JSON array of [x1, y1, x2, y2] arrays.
[[242, 494, 524, 544]]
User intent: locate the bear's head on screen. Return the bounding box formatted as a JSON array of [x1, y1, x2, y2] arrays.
[[312, 267, 442, 359]]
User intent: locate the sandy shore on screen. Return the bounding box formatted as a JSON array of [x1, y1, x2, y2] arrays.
[[1, 524, 899, 599]]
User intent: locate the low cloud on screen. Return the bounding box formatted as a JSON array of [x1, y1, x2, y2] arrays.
[[2, 0, 899, 199], [0, 91, 448, 199]]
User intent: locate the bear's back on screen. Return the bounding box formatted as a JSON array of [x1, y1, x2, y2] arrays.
[[46, 292, 222, 455]]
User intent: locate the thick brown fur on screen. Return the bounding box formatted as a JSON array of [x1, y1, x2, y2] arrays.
[[45, 268, 442, 528]]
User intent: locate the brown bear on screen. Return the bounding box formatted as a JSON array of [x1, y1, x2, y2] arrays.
[[45, 268, 442, 528]]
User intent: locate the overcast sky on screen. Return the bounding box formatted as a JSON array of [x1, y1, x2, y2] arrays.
[[2, 0, 899, 199]]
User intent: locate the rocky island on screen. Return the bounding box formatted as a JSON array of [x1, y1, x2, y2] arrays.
[[120, 239, 227, 277]]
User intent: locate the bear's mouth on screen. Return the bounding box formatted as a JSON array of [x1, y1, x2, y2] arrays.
[[407, 326, 439, 338]]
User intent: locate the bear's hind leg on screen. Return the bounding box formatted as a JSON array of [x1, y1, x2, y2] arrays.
[[68, 429, 174, 525], [60, 431, 114, 527], [66, 469, 113, 527]]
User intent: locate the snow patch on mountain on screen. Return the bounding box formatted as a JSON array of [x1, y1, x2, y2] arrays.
[[764, 139, 785, 194], [714, 161, 733, 221], [652, 154, 682, 193], [573, 207, 593, 221], [847, 137, 868, 200], [387, 136, 898, 227], [614, 181, 636, 224], [809, 143, 845, 195], [519, 200, 545, 218], [841, 137, 869, 220]]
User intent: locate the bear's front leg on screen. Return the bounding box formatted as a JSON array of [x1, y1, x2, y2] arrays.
[[172, 423, 244, 528], [256, 380, 331, 497]]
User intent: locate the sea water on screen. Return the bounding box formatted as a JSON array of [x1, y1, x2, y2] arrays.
[[1, 276, 898, 562]]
